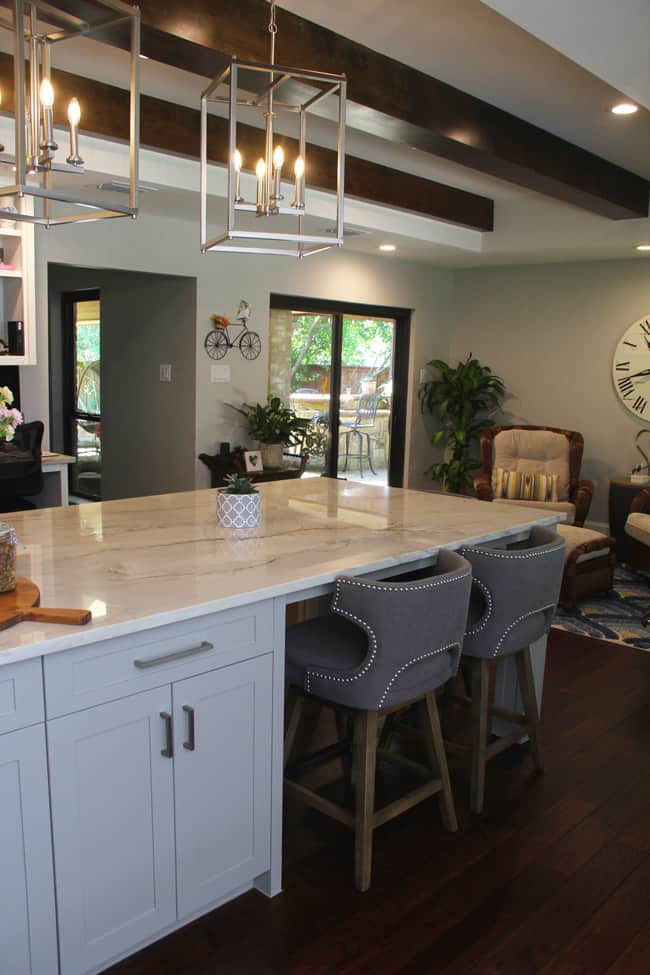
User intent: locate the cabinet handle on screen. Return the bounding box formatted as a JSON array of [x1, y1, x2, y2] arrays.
[[134, 641, 214, 670], [182, 705, 196, 751], [160, 711, 173, 758]]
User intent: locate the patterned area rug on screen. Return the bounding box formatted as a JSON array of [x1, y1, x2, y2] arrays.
[[553, 565, 650, 650]]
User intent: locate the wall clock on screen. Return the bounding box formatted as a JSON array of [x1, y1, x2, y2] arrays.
[[612, 315, 650, 421]]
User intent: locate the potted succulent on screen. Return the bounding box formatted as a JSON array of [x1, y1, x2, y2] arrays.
[[216, 473, 262, 529], [229, 395, 311, 469]]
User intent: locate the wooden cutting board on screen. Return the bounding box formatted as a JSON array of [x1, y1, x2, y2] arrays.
[[0, 578, 91, 631]]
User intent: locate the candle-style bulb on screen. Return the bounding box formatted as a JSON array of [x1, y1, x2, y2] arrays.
[[292, 154, 305, 210], [40, 78, 54, 109], [256, 158, 266, 214], [66, 96, 83, 166], [67, 97, 81, 127], [233, 149, 243, 203], [273, 145, 284, 170]]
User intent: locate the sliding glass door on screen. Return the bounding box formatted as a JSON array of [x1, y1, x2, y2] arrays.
[[269, 297, 410, 486]]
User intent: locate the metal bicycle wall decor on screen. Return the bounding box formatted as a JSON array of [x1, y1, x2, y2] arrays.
[[204, 299, 261, 360]]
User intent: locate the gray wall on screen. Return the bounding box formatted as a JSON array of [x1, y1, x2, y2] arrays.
[[48, 264, 197, 501], [21, 213, 455, 494], [450, 259, 650, 526]]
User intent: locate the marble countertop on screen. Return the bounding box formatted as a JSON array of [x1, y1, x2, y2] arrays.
[[0, 480, 562, 665]]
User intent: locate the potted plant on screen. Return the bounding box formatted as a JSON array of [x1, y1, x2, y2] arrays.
[[419, 355, 505, 494], [216, 473, 262, 528], [229, 395, 311, 469], [0, 385, 22, 443]]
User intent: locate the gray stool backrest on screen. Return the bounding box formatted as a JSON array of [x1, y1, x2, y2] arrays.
[[460, 526, 565, 660], [307, 549, 472, 710]]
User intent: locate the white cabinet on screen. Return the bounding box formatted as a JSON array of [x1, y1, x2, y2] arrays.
[[0, 723, 58, 975], [173, 655, 273, 918], [47, 686, 177, 975], [48, 653, 273, 975]]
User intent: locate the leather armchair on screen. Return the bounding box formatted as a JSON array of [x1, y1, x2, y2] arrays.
[[473, 424, 594, 527]]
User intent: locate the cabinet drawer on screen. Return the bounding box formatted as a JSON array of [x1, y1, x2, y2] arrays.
[[44, 600, 274, 718], [0, 658, 44, 735]]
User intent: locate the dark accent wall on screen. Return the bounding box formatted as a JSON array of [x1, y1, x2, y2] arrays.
[[48, 264, 197, 501]]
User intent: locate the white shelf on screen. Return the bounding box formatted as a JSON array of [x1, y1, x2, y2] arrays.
[[0, 355, 29, 365], [0, 269, 21, 278]]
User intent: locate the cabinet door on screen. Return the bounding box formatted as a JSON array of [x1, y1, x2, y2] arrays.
[[0, 724, 58, 975], [48, 686, 176, 975], [173, 654, 273, 918]]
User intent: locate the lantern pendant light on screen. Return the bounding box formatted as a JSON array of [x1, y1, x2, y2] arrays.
[[200, 0, 346, 258]]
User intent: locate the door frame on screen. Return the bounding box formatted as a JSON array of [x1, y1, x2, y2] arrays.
[[270, 294, 411, 487], [61, 288, 101, 499]]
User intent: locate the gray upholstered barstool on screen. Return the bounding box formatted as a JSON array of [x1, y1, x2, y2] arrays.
[[284, 549, 472, 891], [458, 526, 565, 815]]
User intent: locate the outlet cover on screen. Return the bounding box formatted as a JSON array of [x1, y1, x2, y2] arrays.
[[211, 364, 231, 383], [160, 364, 172, 382]]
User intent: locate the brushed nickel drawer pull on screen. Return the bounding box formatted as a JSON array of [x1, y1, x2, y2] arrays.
[[182, 705, 196, 751], [160, 711, 173, 758], [134, 641, 214, 670]]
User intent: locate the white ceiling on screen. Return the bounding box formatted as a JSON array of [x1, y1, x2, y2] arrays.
[[482, 0, 650, 112], [10, 0, 650, 269]]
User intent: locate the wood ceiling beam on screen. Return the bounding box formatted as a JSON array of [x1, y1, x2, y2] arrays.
[[0, 54, 493, 231], [124, 0, 649, 220]]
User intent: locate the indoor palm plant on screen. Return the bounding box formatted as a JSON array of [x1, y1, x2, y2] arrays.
[[229, 395, 311, 469], [419, 355, 505, 494]]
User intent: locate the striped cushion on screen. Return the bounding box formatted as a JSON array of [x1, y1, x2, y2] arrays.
[[493, 467, 559, 502]]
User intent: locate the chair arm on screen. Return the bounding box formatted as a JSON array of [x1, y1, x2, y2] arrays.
[[572, 480, 594, 527], [473, 472, 492, 501], [630, 488, 650, 514]]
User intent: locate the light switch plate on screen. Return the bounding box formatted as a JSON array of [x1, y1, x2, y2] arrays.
[[160, 364, 172, 382], [210, 364, 231, 383]]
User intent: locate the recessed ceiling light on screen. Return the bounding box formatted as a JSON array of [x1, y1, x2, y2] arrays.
[[379, 244, 396, 252], [611, 102, 638, 116], [636, 244, 650, 251], [139, 53, 149, 60]]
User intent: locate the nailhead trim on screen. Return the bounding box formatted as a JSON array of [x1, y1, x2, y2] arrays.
[[490, 602, 556, 658], [460, 541, 564, 561], [378, 642, 459, 708], [305, 580, 378, 694], [465, 577, 493, 636], [338, 569, 471, 593], [304, 570, 470, 696]]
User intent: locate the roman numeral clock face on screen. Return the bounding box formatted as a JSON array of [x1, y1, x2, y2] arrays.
[[613, 316, 650, 420]]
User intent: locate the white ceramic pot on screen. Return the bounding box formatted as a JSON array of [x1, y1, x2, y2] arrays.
[[216, 491, 262, 529], [260, 442, 284, 469]]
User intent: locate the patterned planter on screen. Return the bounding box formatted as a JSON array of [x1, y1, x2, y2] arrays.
[[216, 491, 262, 529]]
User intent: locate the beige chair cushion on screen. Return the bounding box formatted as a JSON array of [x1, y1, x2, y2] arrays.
[[493, 497, 576, 525], [556, 524, 612, 564], [625, 512, 650, 546], [492, 429, 571, 501]]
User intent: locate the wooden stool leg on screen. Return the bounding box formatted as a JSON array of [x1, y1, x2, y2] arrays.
[[353, 710, 378, 892], [284, 692, 305, 769], [423, 692, 458, 832], [470, 659, 490, 815], [516, 647, 544, 773]]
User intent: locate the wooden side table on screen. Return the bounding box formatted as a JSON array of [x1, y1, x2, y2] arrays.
[[609, 477, 649, 562], [199, 450, 307, 488]]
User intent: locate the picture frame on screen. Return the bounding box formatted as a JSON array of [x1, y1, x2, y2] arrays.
[[243, 450, 264, 473]]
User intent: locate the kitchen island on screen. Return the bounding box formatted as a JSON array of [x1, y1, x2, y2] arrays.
[[0, 480, 562, 975]]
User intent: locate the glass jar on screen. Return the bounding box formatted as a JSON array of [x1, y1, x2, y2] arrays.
[[0, 523, 17, 593]]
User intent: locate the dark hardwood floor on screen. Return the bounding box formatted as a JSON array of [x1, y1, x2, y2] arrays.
[[105, 629, 650, 975]]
